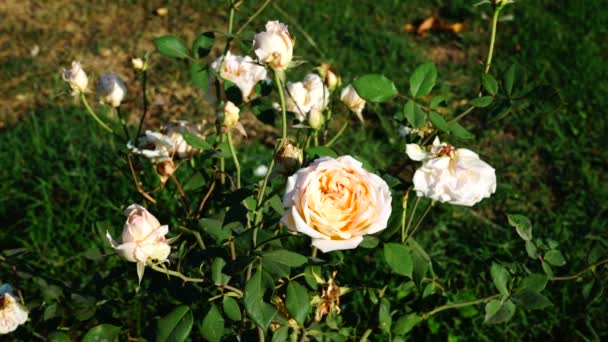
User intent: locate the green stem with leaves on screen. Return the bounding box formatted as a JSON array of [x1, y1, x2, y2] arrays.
[[149, 264, 204, 283], [226, 132, 241, 188], [274, 70, 288, 142], [80, 93, 114, 134], [484, 5, 502, 75]]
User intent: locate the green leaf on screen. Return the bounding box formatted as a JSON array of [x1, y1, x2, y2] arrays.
[[190, 62, 209, 92], [287, 281, 310, 326], [470, 96, 494, 107], [360, 235, 380, 249], [262, 250, 308, 268], [504, 64, 517, 96], [304, 265, 323, 290], [507, 214, 532, 241], [422, 283, 438, 298], [353, 74, 398, 102], [582, 280, 604, 305], [512, 289, 552, 310], [305, 146, 338, 158], [430, 95, 447, 109], [182, 130, 212, 150], [212, 258, 230, 284], [484, 299, 516, 324], [244, 271, 277, 331], [491, 263, 510, 297], [156, 305, 193, 342], [541, 261, 554, 278], [200, 304, 224, 342], [448, 121, 474, 139], [409, 63, 437, 98], [153, 36, 190, 59], [222, 296, 242, 321], [200, 218, 231, 243], [384, 243, 413, 278], [183, 172, 206, 192], [379, 298, 392, 333], [82, 324, 121, 342], [272, 326, 290, 342], [393, 313, 422, 336], [544, 250, 566, 266], [403, 101, 426, 128], [520, 274, 548, 292], [192, 32, 214, 58], [525, 240, 538, 259], [429, 112, 450, 132], [482, 74, 498, 95]]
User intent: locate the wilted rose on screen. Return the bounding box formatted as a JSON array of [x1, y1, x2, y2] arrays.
[[406, 137, 496, 206], [0, 292, 28, 334], [62, 61, 88, 95], [220, 101, 240, 129], [106, 204, 171, 282], [285, 74, 329, 123], [275, 142, 303, 174], [282, 156, 392, 252], [210, 52, 268, 102], [96, 72, 127, 107], [253, 21, 294, 70], [317, 63, 341, 91], [128, 121, 201, 163], [340, 84, 366, 122]]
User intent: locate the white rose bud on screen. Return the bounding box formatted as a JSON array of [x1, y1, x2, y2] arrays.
[[340, 84, 366, 122], [96, 72, 127, 107], [210, 52, 269, 102], [285, 74, 329, 122], [62, 61, 88, 95], [131, 58, 145, 71], [406, 137, 496, 206], [317, 63, 341, 91], [308, 109, 323, 130], [106, 204, 171, 283], [282, 156, 392, 252], [0, 293, 28, 334], [221, 101, 240, 129], [253, 20, 294, 70]]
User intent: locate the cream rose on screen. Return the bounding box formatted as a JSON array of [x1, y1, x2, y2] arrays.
[[282, 156, 392, 252], [285, 74, 329, 123], [406, 137, 496, 206], [220, 101, 240, 129], [253, 20, 294, 70], [340, 84, 366, 122], [96, 72, 127, 107], [0, 292, 28, 334], [62, 61, 88, 95], [106, 204, 171, 282], [210, 52, 269, 102], [128, 121, 201, 163]]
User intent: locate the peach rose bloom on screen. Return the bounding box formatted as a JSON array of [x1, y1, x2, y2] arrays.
[[282, 156, 392, 252]]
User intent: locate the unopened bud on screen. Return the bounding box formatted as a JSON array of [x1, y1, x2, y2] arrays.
[[156, 159, 176, 184], [219, 101, 240, 130], [308, 109, 323, 130], [275, 142, 303, 174], [317, 63, 341, 91], [62, 61, 88, 95], [131, 58, 145, 71], [96, 72, 127, 107]]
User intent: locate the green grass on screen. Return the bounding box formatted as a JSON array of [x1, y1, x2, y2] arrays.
[[1, 0, 607, 340]]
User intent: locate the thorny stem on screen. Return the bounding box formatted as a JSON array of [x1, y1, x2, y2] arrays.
[[226, 132, 241, 188], [178, 226, 206, 250], [274, 70, 288, 142], [197, 177, 216, 217], [171, 175, 192, 217], [256, 158, 276, 206], [325, 120, 349, 147], [484, 6, 502, 75], [400, 190, 410, 243], [552, 258, 608, 281], [405, 201, 434, 243], [404, 196, 420, 240], [422, 294, 500, 319], [80, 93, 114, 134], [150, 264, 204, 283]]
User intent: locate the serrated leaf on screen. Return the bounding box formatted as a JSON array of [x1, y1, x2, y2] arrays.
[[183, 172, 206, 192], [507, 214, 533, 241], [484, 299, 515, 324], [200, 218, 231, 243], [156, 305, 193, 342], [512, 289, 552, 310], [304, 265, 323, 290], [393, 313, 422, 336], [182, 131, 212, 150], [525, 240, 538, 259], [222, 296, 242, 321], [504, 64, 517, 96], [244, 271, 277, 331], [429, 112, 450, 132], [404, 101, 426, 128], [470, 96, 494, 107], [262, 250, 308, 267], [192, 32, 214, 58], [482, 74, 498, 95], [272, 326, 289, 342], [379, 298, 392, 333], [153, 36, 190, 59], [200, 304, 224, 342], [353, 74, 398, 102], [520, 274, 548, 292], [541, 261, 554, 278], [190, 62, 209, 92], [82, 324, 121, 342], [287, 282, 310, 326], [491, 263, 510, 297], [448, 121, 474, 139], [410, 63, 437, 98], [359, 235, 380, 249], [430, 95, 447, 109], [384, 243, 413, 278], [544, 250, 566, 266], [212, 258, 230, 285]]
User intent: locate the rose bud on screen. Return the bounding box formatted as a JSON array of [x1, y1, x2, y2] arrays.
[[308, 109, 323, 130], [406, 137, 496, 206], [282, 156, 392, 252], [62, 61, 88, 95], [275, 142, 303, 174], [253, 20, 294, 70], [156, 159, 176, 184], [96, 72, 127, 107], [219, 101, 240, 130], [0, 292, 28, 334], [340, 84, 366, 122], [106, 204, 171, 283], [317, 63, 341, 91], [210, 52, 269, 102], [131, 58, 145, 71]]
